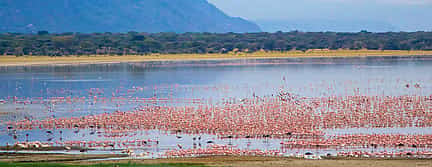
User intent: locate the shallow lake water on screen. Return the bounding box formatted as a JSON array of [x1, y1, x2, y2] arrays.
[[1, 56, 432, 157]]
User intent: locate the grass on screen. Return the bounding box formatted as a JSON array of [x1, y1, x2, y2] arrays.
[[0, 162, 207, 167], [1, 50, 432, 66], [1, 156, 431, 167]]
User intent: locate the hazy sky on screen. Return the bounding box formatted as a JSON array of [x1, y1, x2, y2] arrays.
[[208, 0, 432, 32]]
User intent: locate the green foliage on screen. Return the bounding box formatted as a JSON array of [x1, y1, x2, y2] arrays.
[[0, 31, 431, 56], [37, 31, 49, 35]]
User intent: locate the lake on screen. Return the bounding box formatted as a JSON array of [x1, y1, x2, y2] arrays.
[[1, 56, 432, 158]]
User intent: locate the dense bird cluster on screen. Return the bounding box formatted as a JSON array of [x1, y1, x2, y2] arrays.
[[8, 93, 432, 153], [164, 144, 281, 158], [1, 31, 432, 56], [4, 77, 432, 158], [281, 134, 432, 148]]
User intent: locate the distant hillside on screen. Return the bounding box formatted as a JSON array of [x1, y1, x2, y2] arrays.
[[0, 0, 261, 33]]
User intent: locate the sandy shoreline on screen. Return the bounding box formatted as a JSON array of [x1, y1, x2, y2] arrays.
[[1, 153, 431, 167], [1, 50, 432, 67]]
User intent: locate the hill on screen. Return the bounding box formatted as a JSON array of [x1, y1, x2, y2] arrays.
[[0, 0, 261, 33]]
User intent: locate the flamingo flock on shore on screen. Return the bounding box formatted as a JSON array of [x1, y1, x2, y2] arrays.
[[163, 144, 432, 159], [164, 144, 281, 158], [57, 139, 158, 149], [281, 134, 432, 149], [2, 80, 432, 159], [7, 93, 432, 136]]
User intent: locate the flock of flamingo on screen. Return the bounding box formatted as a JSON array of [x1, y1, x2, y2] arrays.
[[2, 78, 432, 159]]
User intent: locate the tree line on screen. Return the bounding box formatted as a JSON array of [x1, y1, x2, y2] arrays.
[[1, 31, 431, 56]]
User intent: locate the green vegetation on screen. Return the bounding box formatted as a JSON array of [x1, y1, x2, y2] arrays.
[[0, 162, 206, 167], [1, 31, 431, 56]]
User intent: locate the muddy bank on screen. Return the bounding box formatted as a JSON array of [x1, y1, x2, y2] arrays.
[[0, 152, 126, 163], [70, 155, 432, 167]]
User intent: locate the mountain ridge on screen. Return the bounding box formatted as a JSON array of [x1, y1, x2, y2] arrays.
[[0, 0, 261, 33]]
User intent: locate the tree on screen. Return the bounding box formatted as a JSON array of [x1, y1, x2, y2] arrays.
[[0, 31, 431, 56], [37, 31, 49, 35]]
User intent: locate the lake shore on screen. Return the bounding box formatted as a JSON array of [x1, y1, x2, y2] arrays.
[[1, 50, 432, 67], [88, 156, 432, 167], [1, 153, 431, 167]]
